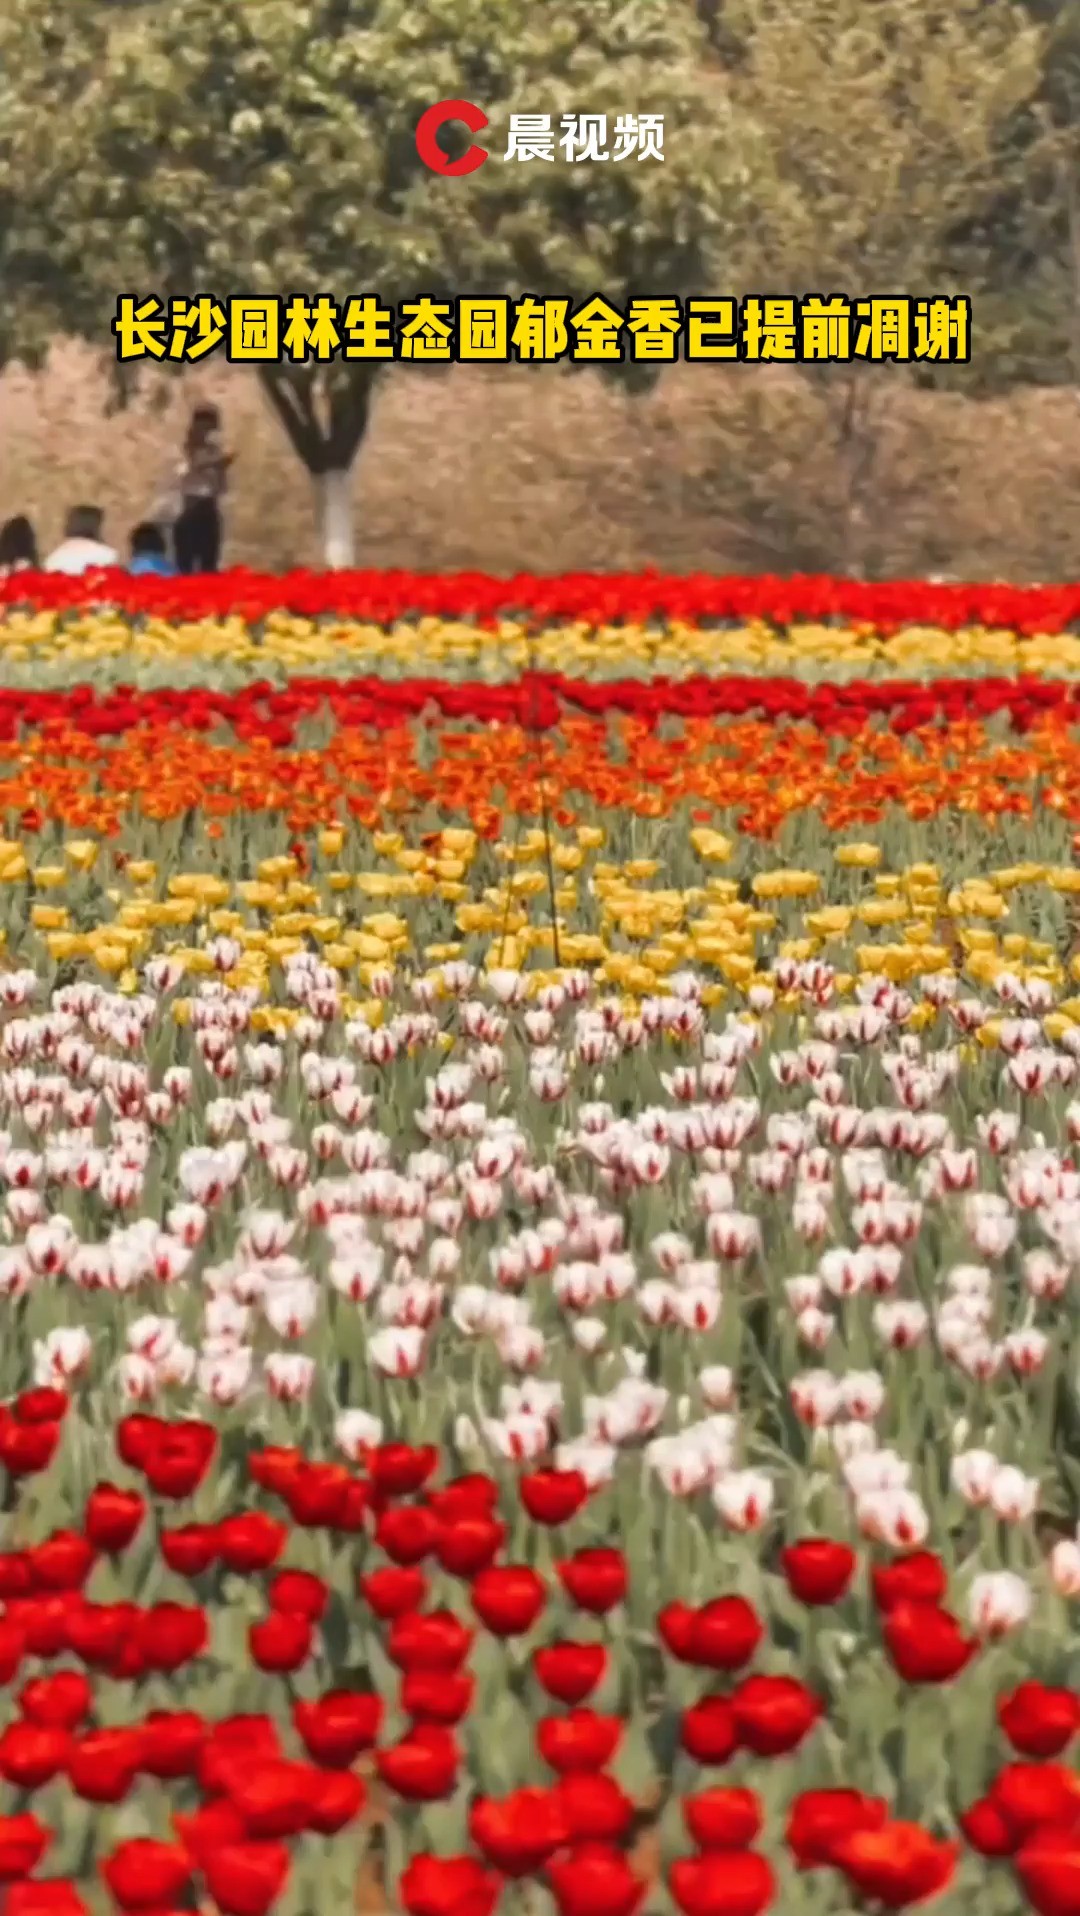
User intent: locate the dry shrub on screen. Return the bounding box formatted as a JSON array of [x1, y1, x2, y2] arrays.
[[2, 342, 1079, 578]]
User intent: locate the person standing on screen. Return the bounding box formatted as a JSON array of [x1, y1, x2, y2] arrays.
[[172, 405, 233, 574]]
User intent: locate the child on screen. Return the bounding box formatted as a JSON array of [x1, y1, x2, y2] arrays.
[[172, 404, 233, 574], [128, 521, 176, 578]]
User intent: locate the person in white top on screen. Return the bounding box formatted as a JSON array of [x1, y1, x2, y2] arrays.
[[44, 505, 119, 574]]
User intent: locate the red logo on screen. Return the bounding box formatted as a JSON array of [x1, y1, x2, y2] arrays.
[[416, 99, 489, 176]]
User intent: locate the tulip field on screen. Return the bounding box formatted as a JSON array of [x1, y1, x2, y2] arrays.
[[5, 568, 1080, 1916]]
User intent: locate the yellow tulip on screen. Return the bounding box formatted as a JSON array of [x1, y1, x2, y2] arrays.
[[834, 843, 882, 868]]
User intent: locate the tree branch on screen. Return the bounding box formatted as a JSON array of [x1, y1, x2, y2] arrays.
[[326, 365, 376, 468], [257, 363, 324, 470]]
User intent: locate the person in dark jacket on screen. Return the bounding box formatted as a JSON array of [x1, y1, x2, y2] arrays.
[[172, 404, 233, 574]]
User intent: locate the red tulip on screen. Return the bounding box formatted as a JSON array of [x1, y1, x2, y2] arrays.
[[200, 1841, 291, 1916], [0, 1724, 73, 1791], [401, 1669, 475, 1725], [670, 1852, 775, 1916], [882, 1603, 976, 1684], [681, 1696, 739, 1766], [139, 1420, 217, 1499], [293, 1692, 383, 1768], [101, 1838, 192, 1909], [683, 1787, 763, 1850], [682, 1598, 763, 1671], [388, 1609, 473, 1673], [199, 1717, 282, 1797], [470, 1787, 569, 1875], [18, 1672, 93, 1730], [435, 1516, 506, 1578], [375, 1725, 460, 1801], [871, 1551, 948, 1614], [400, 1854, 501, 1916], [14, 1389, 68, 1425], [556, 1548, 627, 1615], [556, 1774, 635, 1844], [998, 1683, 1080, 1759], [520, 1469, 589, 1525], [307, 1768, 365, 1836], [173, 1800, 246, 1864], [65, 1602, 132, 1669], [369, 1442, 439, 1497], [375, 1504, 440, 1565], [426, 1475, 500, 1524], [830, 1820, 958, 1909], [267, 1570, 328, 1620], [29, 1533, 95, 1591], [1016, 1827, 1080, 1916], [0, 1813, 50, 1879], [471, 1565, 546, 1636], [537, 1710, 623, 1775], [533, 1640, 607, 1705], [0, 1553, 33, 1598], [359, 1566, 428, 1620], [731, 1675, 822, 1756], [959, 1797, 1017, 1858], [7, 1884, 88, 1916], [247, 1446, 305, 1496], [786, 1789, 890, 1869], [989, 1763, 1080, 1842], [779, 1539, 856, 1606], [228, 1761, 319, 1839], [159, 1523, 219, 1577], [657, 1602, 701, 1663], [138, 1602, 208, 1672], [0, 1418, 62, 1478], [68, 1728, 143, 1803], [548, 1842, 646, 1916], [83, 1484, 146, 1554], [217, 1513, 288, 1574], [7, 1594, 74, 1662], [137, 1709, 208, 1780], [249, 1612, 313, 1674], [0, 1617, 22, 1685], [116, 1415, 165, 1471], [334, 1476, 372, 1533]]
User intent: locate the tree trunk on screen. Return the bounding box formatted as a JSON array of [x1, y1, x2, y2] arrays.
[[258, 364, 374, 570], [833, 371, 876, 579], [316, 468, 355, 569]]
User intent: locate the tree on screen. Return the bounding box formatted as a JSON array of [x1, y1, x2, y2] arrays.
[[1015, 0, 1080, 386], [701, 0, 1054, 574], [0, 1, 109, 369], [9, 0, 746, 565]]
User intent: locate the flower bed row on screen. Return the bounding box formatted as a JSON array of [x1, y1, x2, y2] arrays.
[[0, 707, 1074, 844], [5, 567, 1080, 633], [2, 615, 1080, 693], [0, 672, 1078, 743], [0, 831, 1077, 1916], [0, 576, 1078, 1915]]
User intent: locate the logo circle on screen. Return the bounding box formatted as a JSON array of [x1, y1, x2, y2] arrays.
[[416, 99, 490, 176]]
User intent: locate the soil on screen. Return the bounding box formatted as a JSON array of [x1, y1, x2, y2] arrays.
[[3, 344, 1080, 580]]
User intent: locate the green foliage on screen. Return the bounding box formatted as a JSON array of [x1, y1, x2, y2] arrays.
[[1, 0, 1076, 516], [0, 1, 108, 366], [718, 0, 1048, 311], [3, 0, 746, 471]]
